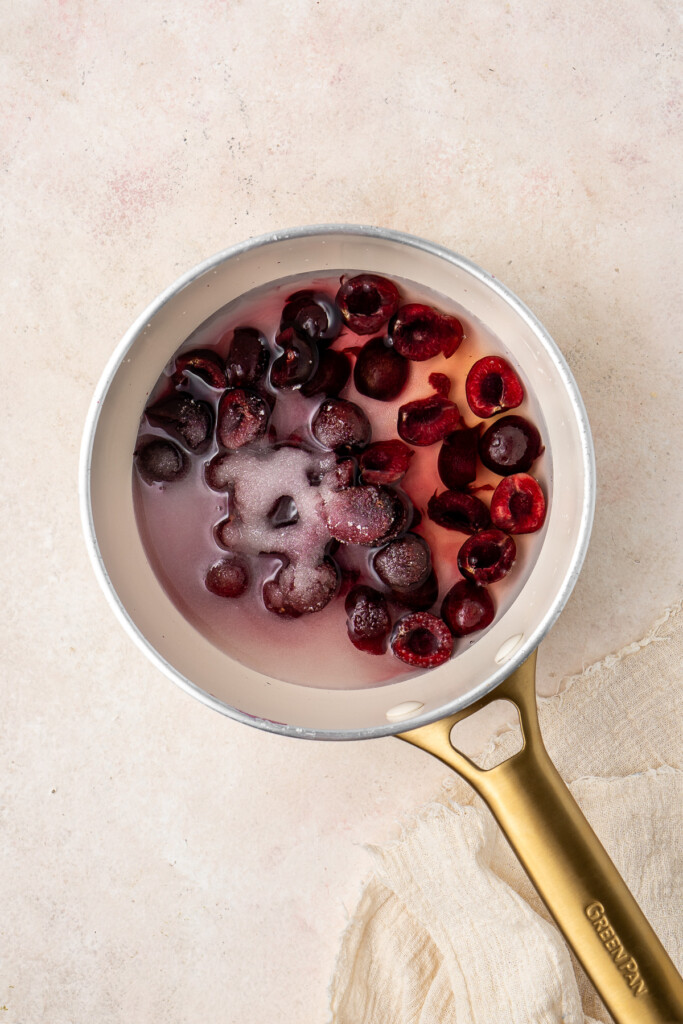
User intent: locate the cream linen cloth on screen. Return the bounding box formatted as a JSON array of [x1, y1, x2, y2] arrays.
[[329, 603, 682, 1024]]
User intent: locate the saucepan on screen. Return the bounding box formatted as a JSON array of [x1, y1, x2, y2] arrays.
[[79, 226, 683, 1022]]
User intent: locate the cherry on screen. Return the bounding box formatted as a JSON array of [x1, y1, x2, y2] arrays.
[[479, 415, 543, 476], [441, 579, 494, 636], [345, 585, 392, 655], [353, 336, 409, 401], [216, 388, 270, 449], [147, 394, 212, 451], [490, 474, 546, 534], [391, 304, 463, 361], [441, 317, 464, 358], [263, 560, 339, 617], [388, 569, 439, 612], [173, 349, 227, 389], [384, 491, 412, 541], [300, 348, 351, 397], [438, 427, 480, 489], [267, 494, 299, 528], [429, 372, 451, 397], [205, 452, 234, 491], [205, 557, 250, 599], [457, 529, 516, 585], [224, 327, 270, 389], [280, 290, 342, 344], [135, 439, 187, 484], [311, 398, 372, 452], [306, 457, 355, 489], [397, 395, 460, 446], [270, 327, 318, 390], [466, 356, 524, 418], [427, 490, 491, 534], [373, 534, 432, 592], [323, 485, 407, 546], [358, 440, 414, 485], [336, 273, 400, 334], [391, 612, 453, 668], [323, 458, 356, 490]]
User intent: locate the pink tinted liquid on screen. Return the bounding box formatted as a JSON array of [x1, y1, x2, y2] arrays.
[[133, 271, 550, 688]]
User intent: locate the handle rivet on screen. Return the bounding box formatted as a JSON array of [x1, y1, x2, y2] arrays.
[[386, 700, 424, 721], [495, 633, 524, 664]]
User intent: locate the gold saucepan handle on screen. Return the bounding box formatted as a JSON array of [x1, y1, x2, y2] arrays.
[[398, 650, 683, 1023]]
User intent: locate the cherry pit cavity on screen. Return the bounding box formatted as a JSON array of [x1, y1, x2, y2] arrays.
[[133, 271, 547, 686]]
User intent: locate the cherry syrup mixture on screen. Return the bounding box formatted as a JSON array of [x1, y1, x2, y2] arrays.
[[133, 272, 549, 688]]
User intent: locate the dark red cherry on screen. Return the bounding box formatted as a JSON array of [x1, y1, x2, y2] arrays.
[[391, 612, 453, 668], [466, 356, 524, 417], [397, 396, 460, 446], [306, 456, 355, 489], [438, 427, 480, 489], [270, 327, 318, 390], [490, 474, 546, 534], [216, 388, 270, 449], [173, 349, 226, 389], [135, 439, 187, 484], [336, 274, 400, 334], [204, 451, 234, 491], [214, 507, 241, 545], [457, 529, 516, 584], [353, 336, 409, 401], [429, 372, 451, 397], [383, 490, 412, 541], [224, 327, 270, 388], [311, 398, 371, 452], [280, 290, 342, 344], [373, 534, 432, 592], [479, 415, 543, 476], [427, 490, 491, 534], [391, 304, 463, 361], [441, 579, 494, 636], [388, 569, 439, 611], [205, 557, 250, 598], [345, 585, 392, 655], [262, 560, 339, 617], [441, 317, 465, 357], [300, 348, 351, 397], [323, 485, 407, 546], [147, 394, 212, 451], [322, 458, 356, 490], [358, 440, 414, 485]]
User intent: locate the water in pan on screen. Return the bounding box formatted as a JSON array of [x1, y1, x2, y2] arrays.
[[132, 270, 551, 689]]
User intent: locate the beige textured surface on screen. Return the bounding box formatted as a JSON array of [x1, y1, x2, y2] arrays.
[[2, 2, 682, 1022]]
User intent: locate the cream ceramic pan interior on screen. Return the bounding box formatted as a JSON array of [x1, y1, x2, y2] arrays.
[[80, 226, 594, 739]]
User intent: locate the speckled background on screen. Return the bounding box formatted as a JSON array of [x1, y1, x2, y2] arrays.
[[2, 1, 681, 1021]]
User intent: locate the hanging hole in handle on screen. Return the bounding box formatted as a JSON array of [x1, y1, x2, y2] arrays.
[[449, 699, 524, 768]]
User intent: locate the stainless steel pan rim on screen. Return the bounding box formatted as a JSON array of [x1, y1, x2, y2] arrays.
[[79, 223, 596, 741]]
